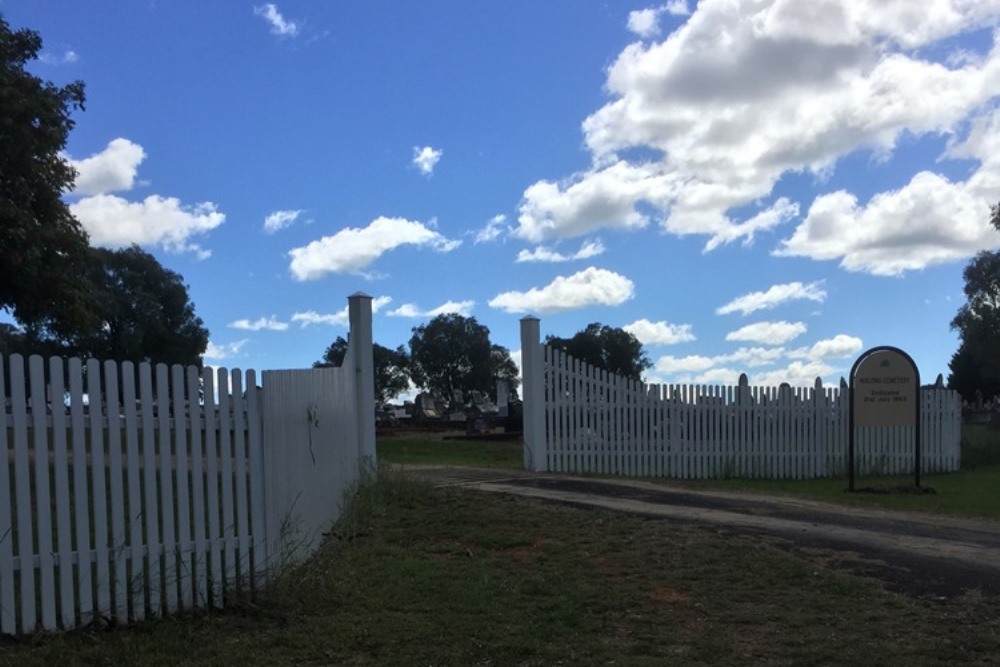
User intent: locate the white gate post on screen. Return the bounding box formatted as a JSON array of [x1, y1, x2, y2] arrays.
[[349, 292, 376, 474], [520, 316, 547, 472]]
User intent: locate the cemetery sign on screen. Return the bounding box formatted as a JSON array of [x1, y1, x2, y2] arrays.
[[848, 346, 921, 490]]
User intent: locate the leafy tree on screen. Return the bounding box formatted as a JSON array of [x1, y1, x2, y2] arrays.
[[491, 344, 520, 400], [315, 336, 412, 403], [1, 15, 94, 335], [71, 246, 209, 365], [949, 207, 1000, 400], [408, 314, 518, 400], [546, 322, 651, 381]]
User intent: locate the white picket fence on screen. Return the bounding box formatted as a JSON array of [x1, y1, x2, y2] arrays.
[[0, 293, 377, 636], [519, 317, 962, 478]]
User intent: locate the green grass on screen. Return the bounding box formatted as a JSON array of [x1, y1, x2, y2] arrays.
[[376, 427, 1000, 519], [655, 424, 1000, 519], [3, 468, 997, 666], [660, 466, 1000, 518], [377, 435, 523, 468]]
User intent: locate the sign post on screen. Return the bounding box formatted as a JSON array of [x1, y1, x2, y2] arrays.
[[848, 346, 921, 491]]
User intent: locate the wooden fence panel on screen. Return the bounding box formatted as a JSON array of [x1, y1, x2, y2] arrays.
[[539, 347, 962, 480]]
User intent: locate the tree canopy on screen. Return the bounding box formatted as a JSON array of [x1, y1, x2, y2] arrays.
[[315, 336, 412, 404], [409, 314, 518, 400], [546, 323, 651, 381], [0, 14, 94, 336], [948, 206, 1000, 400], [75, 246, 209, 365]]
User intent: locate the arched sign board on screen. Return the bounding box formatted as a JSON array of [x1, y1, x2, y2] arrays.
[[848, 346, 921, 491]]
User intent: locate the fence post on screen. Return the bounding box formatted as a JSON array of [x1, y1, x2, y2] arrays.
[[520, 316, 546, 472], [349, 292, 376, 475]]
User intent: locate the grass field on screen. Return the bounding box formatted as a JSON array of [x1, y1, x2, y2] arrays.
[[377, 427, 1000, 519], [3, 468, 998, 667]]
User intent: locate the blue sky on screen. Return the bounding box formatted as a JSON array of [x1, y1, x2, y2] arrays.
[[6, 0, 1000, 391]]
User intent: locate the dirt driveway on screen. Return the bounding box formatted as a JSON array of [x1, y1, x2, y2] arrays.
[[403, 465, 1000, 600]]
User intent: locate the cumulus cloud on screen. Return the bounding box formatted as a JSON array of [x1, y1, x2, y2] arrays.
[[627, 2, 690, 38], [253, 3, 299, 37], [776, 169, 1000, 275], [650, 330, 861, 386], [288, 216, 461, 280], [68, 138, 146, 196], [725, 321, 807, 345], [808, 334, 863, 359], [654, 354, 715, 374], [412, 146, 443, 175], [516, 240, 605, 263], [388, 300, 475, 318], [263, 209, 303, 233], [514, 0, 1000, 272], [70, 194, 223, 258], [752, 361, 837, 387], [623, 318, 695, 345], [716, 281, 827, 316], [204, 340, 249, 360], [39, 49, 79, 65], [488, 267, 635, 314], [291, 295, 393, 328], [474, 214, 508, 244], [229, 316, 288, 332]]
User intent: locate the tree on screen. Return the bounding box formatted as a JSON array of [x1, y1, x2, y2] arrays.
[[546, 322, 651, 381], [949, 207, 1000, 400], [315, 336, 412, 404], [408, 314, 518, 400], [70, 246, 209, 365], [1, 15, 94, 336]]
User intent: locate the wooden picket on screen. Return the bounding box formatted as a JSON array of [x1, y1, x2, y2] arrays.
[[0, 354, 265, 633], [541, 349, 962, 480]]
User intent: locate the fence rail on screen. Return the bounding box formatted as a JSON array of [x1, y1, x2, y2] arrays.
[[520, 317, 962, 478]]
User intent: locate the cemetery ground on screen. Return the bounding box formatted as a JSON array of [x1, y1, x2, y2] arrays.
[[2, 431, 999, 665]]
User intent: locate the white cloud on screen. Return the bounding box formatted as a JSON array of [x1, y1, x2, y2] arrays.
[[703, 197, 799, 252], [263, 209, 303, 233], [513, 0, 1000, 271], [752, 361, 837, 387], [516, 240, 606, 263], [725, 321, 807, 345], [288, 216, 461, 280], [716, 281, 827, 316], [489, 267, 635, 314], [68, 138, 146, 196], [412, 146, 443, 175], [291, 296, 393, 328], [627, 3, 690, 38], [623, 318, 695, 345], [229, 316, 288, 332], [388, 300, 475, 318], [655, 354, 716, 374], [808, 334, 863, 359], [253, 3, 299, 37], [204, 340, 249, 360], [39, 49, 79, 65], [515, 160, 674, 243], [664, 0, 690, 16], [474, 214, 508, 244], [70, 194, 223, 258], [627, 9, 662, 38], [776, 169, 1000, 275]]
